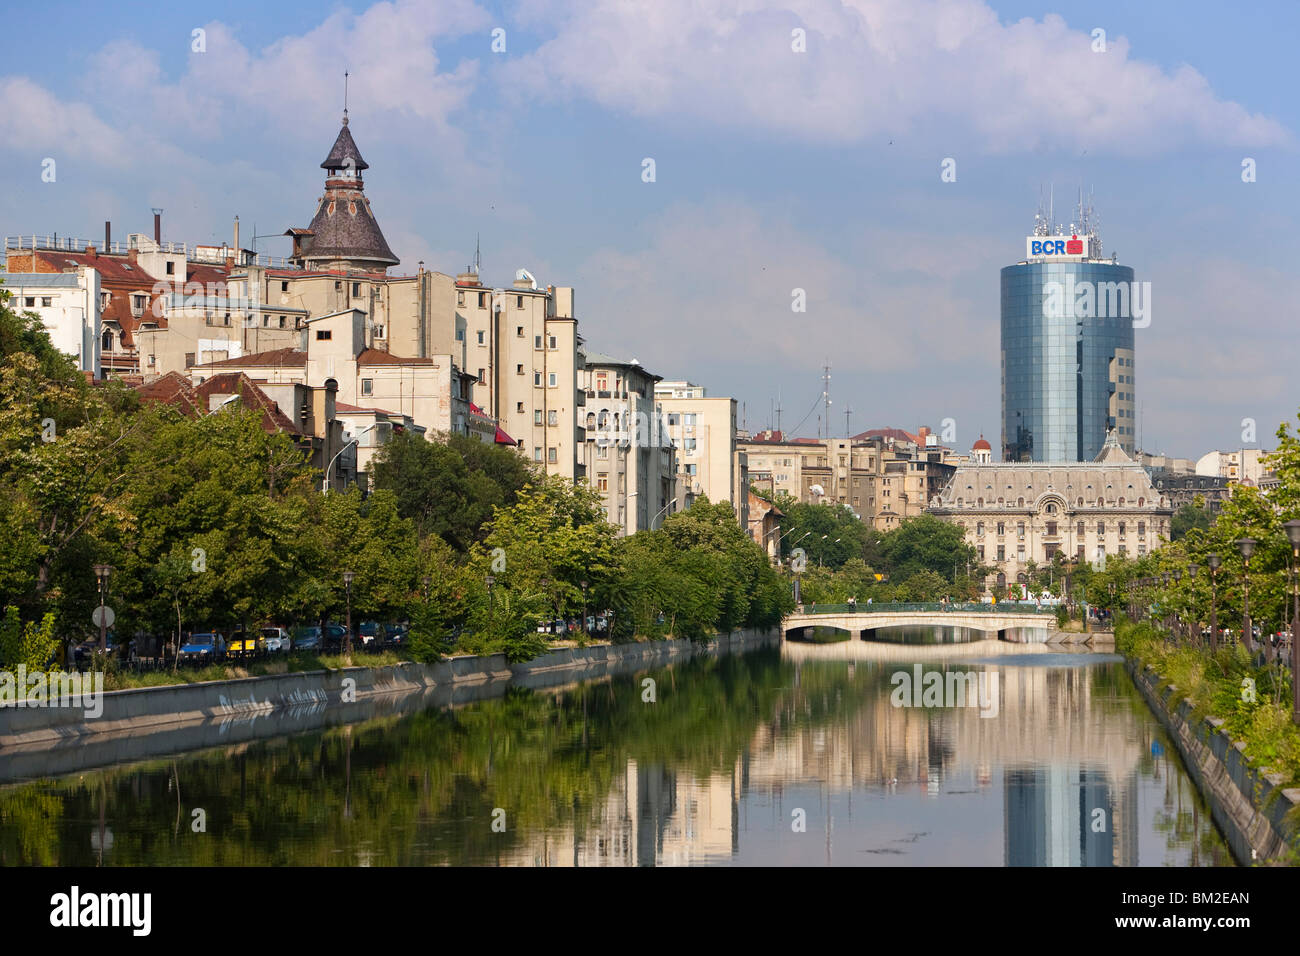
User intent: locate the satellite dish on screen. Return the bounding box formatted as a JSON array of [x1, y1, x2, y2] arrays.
[[514, 268, 537, 289], [810, 483, 825, 496]]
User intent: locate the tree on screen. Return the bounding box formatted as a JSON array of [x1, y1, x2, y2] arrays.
[[1171, 500, 1213, 541], [877, 513, 978, 582]]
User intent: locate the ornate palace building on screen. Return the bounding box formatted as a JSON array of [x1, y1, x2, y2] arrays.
[[929, 432, 1174, 595]]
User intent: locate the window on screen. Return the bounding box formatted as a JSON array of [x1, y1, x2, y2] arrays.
[[682, 438, 697, 454], [977, 545, 985, 560], [977, 521, 984, 536], [534, 410, 543, 425], [1077, 545, 1085, 558], [457, 291, 465, 306], [132, 295, 146, 315], [534, 447, 543, 461], [667, 413, 679, 426], [477, 368, 486, 384], [1138, 521, 1146, 535], [548, 410, 558, 426], [24, 297, 34, 307], [682, 413, 697, 426], [517, 364, 524, 375], [456, 329, 465, 341], [516, 402, 525, 413], [315, 330, 332, 340], [535, 335, 543, 349], [166, 261, 175, 275], [1096, 521, 1105, 535], [1017, 521, 1025, 537], [534, 372, 542, 386], [1118, 521, 1126, 537], [1077, 521, 1085, 536], [549, 335, 557, 350], [548, 372, 557, 387], [102, 330, 113, 351], [41, 297, 53, 307], [996, 522, 1005, 536], [478, 292, 487, 308], [279, 316, 286, 328], [1046, 521, 1057, 536], [996, 545, 1005, 561], [477, 330, 485, 345], [374, 325, 385, 338], [547, 447, 557, 463], [517, 326, 524, 337], [352, 283, 361, 297], [361, 379, 373, 396], [597, 444, 608, 459], [281, 281, 289, 292], [516, 295, 524, 309], [597, 475, 608, 492], [184, 352, 195, 368]]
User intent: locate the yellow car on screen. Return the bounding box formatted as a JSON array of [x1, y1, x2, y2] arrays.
[[227, 630, 267, 656]]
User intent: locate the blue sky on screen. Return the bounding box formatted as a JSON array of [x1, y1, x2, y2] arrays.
[[4, 0, 1297, 459]]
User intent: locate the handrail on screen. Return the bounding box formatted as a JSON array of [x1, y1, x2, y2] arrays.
[[792, 602, 1059, 615]]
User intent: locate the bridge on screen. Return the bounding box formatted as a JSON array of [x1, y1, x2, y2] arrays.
[[782, 602, 1059, 641]]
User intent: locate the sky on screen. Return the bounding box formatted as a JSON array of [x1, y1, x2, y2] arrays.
[[3, 0, 1297, 460]]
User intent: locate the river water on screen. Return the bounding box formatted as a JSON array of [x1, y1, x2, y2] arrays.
[[0, 634, 1233, 866]]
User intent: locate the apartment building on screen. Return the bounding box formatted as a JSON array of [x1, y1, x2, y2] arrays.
[[3, 267, 101, 376], [453, 270, 583, 481], [654, 381, 747, 529], [577, 349, 676, 534]]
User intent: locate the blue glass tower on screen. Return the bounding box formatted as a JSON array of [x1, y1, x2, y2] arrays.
[[1001, 237, 1138, 462]]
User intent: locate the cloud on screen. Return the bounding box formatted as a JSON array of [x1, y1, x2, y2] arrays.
[[503, 0, 1290, 154]]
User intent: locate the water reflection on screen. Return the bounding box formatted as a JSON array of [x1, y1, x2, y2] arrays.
[[0, 642, 1232, 867]]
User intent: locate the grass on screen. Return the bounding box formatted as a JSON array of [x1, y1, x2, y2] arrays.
[[98, 648, 411, 691], [1117, 617, 1300, 792]]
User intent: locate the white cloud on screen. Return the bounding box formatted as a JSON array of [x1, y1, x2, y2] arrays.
[[503, 0, 1290, 154]]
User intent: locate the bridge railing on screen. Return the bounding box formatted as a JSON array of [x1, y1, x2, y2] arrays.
[[792, 602, 1059, 615]]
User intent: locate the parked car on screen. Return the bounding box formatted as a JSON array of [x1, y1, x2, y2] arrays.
[[357, 620, 385, 647], [293, 626, 323, 651], [261, 627, 291, 653], [179, 632, 226, 663], [227, 629, 267, 657], [73, 633, 124, 666], [385, 623, 408, 646], [319, 623, 349, 652]]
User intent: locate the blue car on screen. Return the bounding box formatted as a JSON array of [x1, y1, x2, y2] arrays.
[[179, 632, 226, 662]]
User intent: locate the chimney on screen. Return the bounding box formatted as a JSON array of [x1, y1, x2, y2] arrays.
[[127, 249, 138, 265], [85, 245, 97, 260], [105, 221, 111, 250], [234, 216, 239, 254], [152, 208, 162, 243]]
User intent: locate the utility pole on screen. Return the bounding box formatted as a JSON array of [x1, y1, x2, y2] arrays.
[[844, 403, 853, 439], [822, 361, 832, 441]]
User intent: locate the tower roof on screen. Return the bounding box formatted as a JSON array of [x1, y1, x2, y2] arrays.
[[320, 116, 369, 171], [1093, 429, 1132, 463], [973, 434, 992, 451], [293, 116, 398, 272]]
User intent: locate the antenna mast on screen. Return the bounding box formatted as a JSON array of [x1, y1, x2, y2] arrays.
[[821, 361, 832, 441]]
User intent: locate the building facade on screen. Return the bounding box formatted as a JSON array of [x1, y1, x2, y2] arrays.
[[655, 381, 747, 529], [4, 268, 101, 376], [930, 433, 1173, 595]]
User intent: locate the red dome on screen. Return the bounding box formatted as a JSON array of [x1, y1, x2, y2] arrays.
[[972, 435, 991, 451]]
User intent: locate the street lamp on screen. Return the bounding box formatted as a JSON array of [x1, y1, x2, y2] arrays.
[[580, 579, 589, 635], [1171, 567, 1183, 640], [1284, 519, 1300, 722], [649, 499, 676, 530], [93, 564, 113, 652], [322, 424, 377, 493], [342, 571, 354, 656], [1207, 553, 1221, 652], [1236, 538, 1257, 653]]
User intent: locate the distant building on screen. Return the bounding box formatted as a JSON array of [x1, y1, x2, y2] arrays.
[[654, 381, 747, 529], [930, 432, 1173, 596]]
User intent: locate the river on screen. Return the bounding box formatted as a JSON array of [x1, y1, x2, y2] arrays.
[[0, 633, 1233, 866]]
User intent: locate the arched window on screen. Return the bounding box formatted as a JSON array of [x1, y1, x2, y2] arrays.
[[585, 412, 595, 429], [1138, 497, 1145, 506], [101, 330, 113, 351], [996, 572, 1007, 589], [1017, 497, 1025, 507]]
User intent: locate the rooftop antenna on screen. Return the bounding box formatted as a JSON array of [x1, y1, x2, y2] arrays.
[[472, 233, 481, 275], [822, 361, 832, 441], [775, 389, 782, 436], [343, 71, 349, 125], [844, 403, 853, 439]]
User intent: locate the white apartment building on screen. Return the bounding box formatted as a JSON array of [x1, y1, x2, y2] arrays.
[[579, 349, 677, 534], [654, 381, 748, 529], [5, 268, 101, 376]]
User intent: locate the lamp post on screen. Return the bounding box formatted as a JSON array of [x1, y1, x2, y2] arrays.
[[1172, 567, 1183, 641], [649, 499, 676, 530], [1236, 538, 1257, 653], [1207, 554, 1221, 652], [93, 564, 113, 652], [580, 579, 589, 635], [485, 574, 496, 632], [322, 424, 377, 493], [342, 571, 354, 656], [1285, 521, 1300, 722]]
